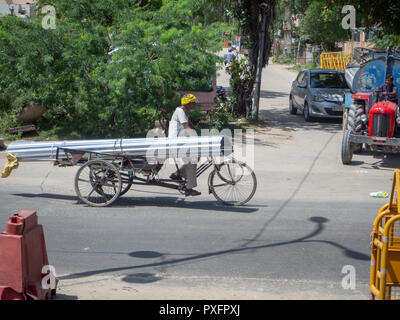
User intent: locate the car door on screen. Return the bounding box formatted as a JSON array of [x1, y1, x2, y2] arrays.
[[297, 71, 309, 107], [292, 71, 304, 107]]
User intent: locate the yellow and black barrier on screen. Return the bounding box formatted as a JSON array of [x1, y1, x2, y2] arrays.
[[370, 170, 400, 299], [320, 52, 353, 71]]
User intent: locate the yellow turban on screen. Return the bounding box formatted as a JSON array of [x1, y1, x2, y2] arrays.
[[181, 94, 197, 105]]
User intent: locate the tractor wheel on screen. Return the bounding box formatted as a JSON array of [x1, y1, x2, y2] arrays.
[[341, 130, 353, 165], [347, 102, 363, 154], [396, 115, 400, 137]]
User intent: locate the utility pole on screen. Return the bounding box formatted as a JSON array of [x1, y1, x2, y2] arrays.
[[296, 39, 301, 62], [252, 12, 267, 120]]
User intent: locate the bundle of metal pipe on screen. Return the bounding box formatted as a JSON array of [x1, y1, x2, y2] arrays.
[[6, 136, 233, 162]]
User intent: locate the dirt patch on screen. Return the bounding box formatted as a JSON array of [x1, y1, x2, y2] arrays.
[[254, 124, 292, 144], [54, 274, 368, 300], [239, 121, 293, 146]]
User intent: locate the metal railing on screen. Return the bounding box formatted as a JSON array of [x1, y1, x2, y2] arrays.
[[370, 170, 400, 299]]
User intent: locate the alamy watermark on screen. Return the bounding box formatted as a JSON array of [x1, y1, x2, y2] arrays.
[[145, 128, 255, 172], [341, 265, 356, 290], [341, 5, 356, 30], [41, 265, 57, 290], [41, 5, 56, 30]]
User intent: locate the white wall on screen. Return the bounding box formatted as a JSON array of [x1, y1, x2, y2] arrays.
[[0, 4, 33, 19]]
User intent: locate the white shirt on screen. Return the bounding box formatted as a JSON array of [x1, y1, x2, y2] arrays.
[[168, 107, 189, 138]]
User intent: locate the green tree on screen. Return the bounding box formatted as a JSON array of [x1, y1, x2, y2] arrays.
[[370, 33, 400, 49], [298, 1, 350, 51], [224, 0, 278, 117], [324, 0, 400, 49], [0, 0, 230, 138], [325, 0, 400, 36]]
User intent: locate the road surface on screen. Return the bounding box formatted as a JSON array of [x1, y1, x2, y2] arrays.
[[0, 60, 399, 300]]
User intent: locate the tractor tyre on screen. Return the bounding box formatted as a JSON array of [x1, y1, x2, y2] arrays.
[[347, 102, 364, 154], [341, 130, 353, 165]]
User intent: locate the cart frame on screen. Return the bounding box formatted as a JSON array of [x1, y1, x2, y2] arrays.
[[55, 147, 257, 207]]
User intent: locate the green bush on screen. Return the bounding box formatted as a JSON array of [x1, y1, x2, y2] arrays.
[[188, 106, 206, 133], [0, 1, 228, 139], [207, 98, 235, 130], [0, 109, 24, 139], [272, 53, 296, 65], [289, 62, 319, 72]]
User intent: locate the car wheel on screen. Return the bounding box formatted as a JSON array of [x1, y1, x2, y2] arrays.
[[303, 102, 313, 122], [289, 96, 297, 115]]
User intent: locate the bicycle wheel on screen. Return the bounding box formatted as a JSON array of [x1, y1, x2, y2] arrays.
[[110, 160, 134, 197], [209, 159, 257, 206], [74, 160, 122, 207], [119, 178, 133, 196]]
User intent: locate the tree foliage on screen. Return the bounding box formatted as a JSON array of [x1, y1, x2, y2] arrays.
[[0, 0, 229, 138], [325, 0, 400, 36], [370, 33, 400, 49], [324, 0, 400, 49], [298, 1, 350, 50], [225, 0, 277, 117]]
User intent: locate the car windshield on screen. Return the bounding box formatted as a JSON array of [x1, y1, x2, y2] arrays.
[[310, 72, 348, 89]]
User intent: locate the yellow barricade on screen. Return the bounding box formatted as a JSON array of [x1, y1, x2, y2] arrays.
[[370, 170, 400, 299], [320, 52, 353, 71]]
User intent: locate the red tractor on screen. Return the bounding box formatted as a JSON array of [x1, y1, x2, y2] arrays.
[[341, 48, 400, 164]]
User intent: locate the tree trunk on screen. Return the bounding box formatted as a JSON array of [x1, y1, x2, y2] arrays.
[[283, 0, 292, 55], [232, 0, 276, 117]]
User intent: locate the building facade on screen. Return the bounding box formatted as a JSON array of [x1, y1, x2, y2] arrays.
[[0, 0, 36, 20]]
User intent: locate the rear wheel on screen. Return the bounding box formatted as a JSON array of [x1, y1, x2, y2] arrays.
[[119, 179, 133, 196], [111, 159, 133, 197], [347, 102, 364, 153], [75, 160, 122, 207]]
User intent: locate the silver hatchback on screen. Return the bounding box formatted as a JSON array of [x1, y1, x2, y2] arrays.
[[289, 69, 351, 121]]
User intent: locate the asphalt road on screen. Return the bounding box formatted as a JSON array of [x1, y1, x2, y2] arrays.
[[0, 60, 399, 300]]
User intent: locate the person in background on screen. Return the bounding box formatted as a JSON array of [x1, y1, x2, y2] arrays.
[[377, 75, 397, 103], [224, 48, 236, 66], [168, 94, 201, 197]]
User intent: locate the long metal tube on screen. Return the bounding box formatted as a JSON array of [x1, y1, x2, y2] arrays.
[[8, 136, 224, 150], [7, 136, 233, 161]]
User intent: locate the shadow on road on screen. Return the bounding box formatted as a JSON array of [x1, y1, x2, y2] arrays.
[[260, 90, 289, 99], [52, 293, 78, 300], [122, 273, 162, 284], [357, 153, 400, 171], [259, 107, 342, 133], [12, 193, 260, 214], [58, 216, 369, 282]]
